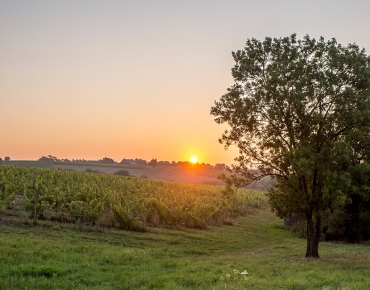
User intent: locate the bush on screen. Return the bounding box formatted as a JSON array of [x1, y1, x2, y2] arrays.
[[114, 170, 130, 176], [85, 168, 103, 174], [290, 220, 307, 239], [324, 201, 370, 242]]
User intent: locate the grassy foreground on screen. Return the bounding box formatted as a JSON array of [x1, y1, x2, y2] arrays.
[[0, 207, 369, 290]]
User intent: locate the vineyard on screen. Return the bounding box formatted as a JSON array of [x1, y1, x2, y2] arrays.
[[0, 166, 267, 230]]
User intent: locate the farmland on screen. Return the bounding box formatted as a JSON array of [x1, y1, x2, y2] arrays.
[[0, 166, 266, 229], [1, 160, 274, 190], [2, 160, 223, 184], [0, 165, 369, 289]]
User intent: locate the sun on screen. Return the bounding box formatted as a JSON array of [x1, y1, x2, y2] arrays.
[[190, 156, 198, 163]]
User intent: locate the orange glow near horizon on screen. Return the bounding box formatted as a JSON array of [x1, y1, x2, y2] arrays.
[[1, 2, 368, 170]]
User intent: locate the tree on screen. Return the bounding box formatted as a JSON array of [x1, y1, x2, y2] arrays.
[[149, 158, 158, 167], [100, 157, 115, 164], [4, 157, 10, 161], [39, 155, 59, 162], [211, 34, 370, 258], [135, 158, 147, 165], [325, 150, 370, 242]]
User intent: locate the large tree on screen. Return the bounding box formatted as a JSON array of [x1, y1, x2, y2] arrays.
[[211, 34, 370, 258]]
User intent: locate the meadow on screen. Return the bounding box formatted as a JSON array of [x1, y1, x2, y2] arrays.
[[0, 207, 369, 289]]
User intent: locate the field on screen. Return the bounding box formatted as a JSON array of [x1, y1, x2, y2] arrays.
[[0, 165, 369, 289], [54, 163, 224, 184], [0, 166, 266, 230], [1, 207, 369, 289], [2, 160, 273, 190]]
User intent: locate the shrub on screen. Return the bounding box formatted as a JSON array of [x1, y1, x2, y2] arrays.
[[114, 170, 130, 176]]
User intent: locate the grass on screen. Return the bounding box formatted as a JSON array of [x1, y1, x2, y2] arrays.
[[0, 207, 369, 289]]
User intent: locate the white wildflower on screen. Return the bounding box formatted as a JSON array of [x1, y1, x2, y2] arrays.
[[240, 270, 248, 275]]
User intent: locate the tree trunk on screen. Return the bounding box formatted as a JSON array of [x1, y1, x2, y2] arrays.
[[305, 212, 320, 258]]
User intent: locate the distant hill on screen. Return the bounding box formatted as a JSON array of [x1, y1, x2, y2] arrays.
[[54, 163, 274, 190], [1, 160, 274, 190]]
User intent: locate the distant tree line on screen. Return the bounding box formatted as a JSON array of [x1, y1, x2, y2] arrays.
[[36, 155, 227, 170], [0, 157, 11, 164], [100, 157, 115, 164]]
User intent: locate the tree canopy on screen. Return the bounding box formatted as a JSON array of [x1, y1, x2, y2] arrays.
[[211, 34, 370, 258], [149, 158, 158, 167], [100, 157, 115, 164]]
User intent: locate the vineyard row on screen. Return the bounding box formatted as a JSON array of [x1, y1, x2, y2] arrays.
[[0, 166, 267, 230]]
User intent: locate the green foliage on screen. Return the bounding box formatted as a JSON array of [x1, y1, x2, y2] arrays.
[[114, 169, 130, 176], [307, 162, 370, 242], [211, 34, 370, 257], [149, 158, 158, 167], [0, 166, 267, 230], [290, 220, 308, 239], [0, 192, 15, 212], [1, 160, 54, 169], [324, 197, 370, 242], [100, 157, 115, 164], [69, 199, 104, 224]]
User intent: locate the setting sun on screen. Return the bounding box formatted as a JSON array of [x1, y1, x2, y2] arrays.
[[190, 156, 198, 163]]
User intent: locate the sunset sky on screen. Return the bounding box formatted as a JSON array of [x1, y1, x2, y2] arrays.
[[1, 0, 369, 165]]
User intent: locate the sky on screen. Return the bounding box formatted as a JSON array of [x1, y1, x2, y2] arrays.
[[1, 0, 369, 165]]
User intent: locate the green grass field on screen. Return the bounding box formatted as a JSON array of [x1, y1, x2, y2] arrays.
[[0, 207, 369, 289]]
